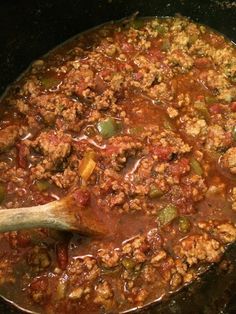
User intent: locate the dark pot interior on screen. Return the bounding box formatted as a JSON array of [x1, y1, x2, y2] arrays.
[[0, 0, 236, 313]]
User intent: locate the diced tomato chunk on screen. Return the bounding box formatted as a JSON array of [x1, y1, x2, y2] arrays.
[[114, 32, 124, 43], [123, 43, 135, 53], [207, 33, 225, 48], [196, 95, 205, 101], [55, 118, 64, 129], [231, 102, 236, 112], [194, 57, 211, 69], [159, 257, 174, 278], [8, 231, 31, 248], [56, 243, 68, 270], [224, 131, 233, 147], [34, 193, 55, 205], [151, 146, 173, 161], [30, 277, 48, 291], [133, 71, 144, 81], [170, 158, 190, 178], [73, 140, 90, 154], [95, 74, 107, 92], [17, 232, 31, 247], [17, 143, 28, 169], [73, 189, 90, 207], [209, 104, 222, 114], [99, 69, 112, 79], [105, 145, 120, 155], [29, 277, 49, 304], [147, 48, 164, 62]]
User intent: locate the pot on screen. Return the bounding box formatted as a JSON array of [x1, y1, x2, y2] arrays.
[[0, 0, 235, 313]]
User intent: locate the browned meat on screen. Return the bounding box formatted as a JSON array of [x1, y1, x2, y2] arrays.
[[222, 147, 236, 174], [0, 125, 18, 152]]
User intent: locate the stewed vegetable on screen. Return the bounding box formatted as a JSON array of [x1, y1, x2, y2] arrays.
[[158, 205, 178, 226], [97, 118, 120, 139]]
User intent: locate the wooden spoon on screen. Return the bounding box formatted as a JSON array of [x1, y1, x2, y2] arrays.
[[0, 189, 107, 236]]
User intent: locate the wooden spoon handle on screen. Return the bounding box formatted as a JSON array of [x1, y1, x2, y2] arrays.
[[0, 198, 107, 236], [0, 202, 70, 232]]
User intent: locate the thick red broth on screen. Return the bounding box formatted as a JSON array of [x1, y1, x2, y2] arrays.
[[0, 16, 235, 313]]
